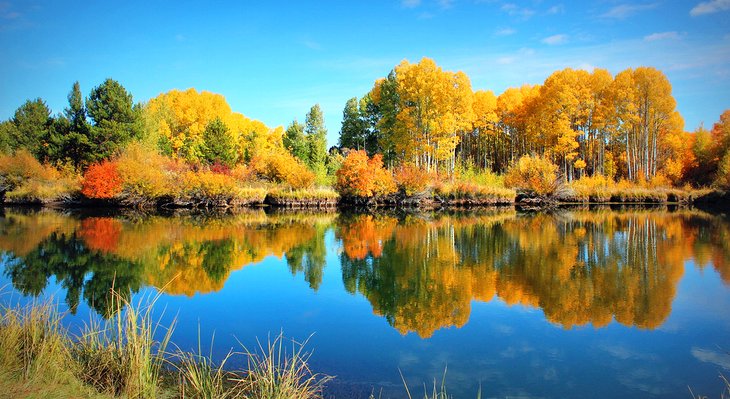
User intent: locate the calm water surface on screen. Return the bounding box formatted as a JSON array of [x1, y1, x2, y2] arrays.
[[1, 207, 729, 398]]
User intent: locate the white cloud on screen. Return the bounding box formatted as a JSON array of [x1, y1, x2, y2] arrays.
[[601, 3, 658, 19], [691, 347, 730, 370], [547, 4, 565, 14], [301, 39, 322, 51], [576, 63, 596, 71], [501, 3, 535, 19], [438, 0, 454, 9], [644, 31, 680, 41], [541, 34, 568, 45], [690, 0, 730, 16], [401, 0, 421, 8], [497, 56, 516, 65], [495, 27, 516, 36]]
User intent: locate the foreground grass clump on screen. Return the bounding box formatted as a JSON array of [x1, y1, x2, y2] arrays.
[[72, 292, 175, 398], [0, 293, 331, 399], [237, 334, 334, 399], [0, 298, 110, 398]]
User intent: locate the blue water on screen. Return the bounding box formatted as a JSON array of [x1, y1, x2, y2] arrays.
[[1, 208, 728, 398]]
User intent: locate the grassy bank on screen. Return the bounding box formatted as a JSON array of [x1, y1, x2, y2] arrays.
[[0, 293, 331, 399]]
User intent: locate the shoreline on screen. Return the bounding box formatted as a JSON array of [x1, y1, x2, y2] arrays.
[[1, 188, 726, 213]]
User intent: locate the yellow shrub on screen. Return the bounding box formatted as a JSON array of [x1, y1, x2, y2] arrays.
[[0, 150, 80, 203], [0, 150, 50, 190], [182, 171, 238, 199], [250, 152, 315, 189], [716, 152, 730, 190], [115, 143, 174, 203], [504, 155, 558, 196]]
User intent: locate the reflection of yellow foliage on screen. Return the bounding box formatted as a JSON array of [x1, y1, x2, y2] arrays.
[[0, 210, 78, 256], [338, 209, 730, 337], [0, 210, 336, 297]]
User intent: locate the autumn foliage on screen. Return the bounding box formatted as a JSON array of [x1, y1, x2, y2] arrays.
[[81, 161, 122, 199], [335, 150, 396, 198], [505, 154, 559, 195], [249, 152, 315, 189], [394, 164, 430, 196], [77, 217, 123, 253], [0, 150, 80, 203]]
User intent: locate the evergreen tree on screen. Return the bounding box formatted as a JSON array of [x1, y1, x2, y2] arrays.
[[283, 119, 309, 163], [10, 98, 52, 159], [304, 104, 328, 173], [201, 117, 236, 166], [86, 78, 141, 162], [339, 97, 367, 150], [56, 81, 93, 170], [0, 120, 16, 154]]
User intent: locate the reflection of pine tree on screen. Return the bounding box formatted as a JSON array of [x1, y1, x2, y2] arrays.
[[199, 239, 235, 283], [4, 231, 142, 316], [285, 224, 327, 291]]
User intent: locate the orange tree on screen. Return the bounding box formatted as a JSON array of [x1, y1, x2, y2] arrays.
[[335, 150, 396, 198]]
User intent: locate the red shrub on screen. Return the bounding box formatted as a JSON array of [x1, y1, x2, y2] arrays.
[[81, 161, 123, 199]]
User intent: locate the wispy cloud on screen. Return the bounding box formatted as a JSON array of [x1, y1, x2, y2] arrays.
[[601, 3, 658, 19], [0, 1, 20, 19], [301, 39, 322, 51], [644, 31, 680, 41], [495, 27, 516, 36], [547, 4, 565, 14], [401, 0, 421, 8], [691, 347, 730, 370], [690, 0, 730, 16], [437, 0, 455, 9], [497, 56, 516, 65], [501, 3, 535, 19], [542, 34, 568, 45]]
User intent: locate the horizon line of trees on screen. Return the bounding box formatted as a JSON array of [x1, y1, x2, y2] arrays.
[[0, 80, 337, 184], [337, 57, 730, 187], [1, 61, 729, 192]]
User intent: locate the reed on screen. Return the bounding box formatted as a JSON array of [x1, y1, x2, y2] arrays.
[[235, 333, 333, 399], [72, 290, 175, 398]]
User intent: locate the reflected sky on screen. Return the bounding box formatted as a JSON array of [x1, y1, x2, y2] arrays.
[[0, 207, 729, 398]]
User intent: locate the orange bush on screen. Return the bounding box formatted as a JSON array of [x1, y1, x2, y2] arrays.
[[78, 217, 122, 253], [335, 150, 396, 198], [81, 161, 123, 199], [394, 164, 430, 196]]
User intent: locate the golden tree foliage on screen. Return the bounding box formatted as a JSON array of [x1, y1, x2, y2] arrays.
[[504, 154, 559, 195], [145, 88, 283, 163], [364, 59, 691, 184]]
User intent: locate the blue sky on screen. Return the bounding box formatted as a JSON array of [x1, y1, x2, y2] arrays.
[[1, 0, 729, 146]]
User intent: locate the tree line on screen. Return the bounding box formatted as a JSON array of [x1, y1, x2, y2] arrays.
[[338, 57, 730, 187], [0, 81, 335, 180]]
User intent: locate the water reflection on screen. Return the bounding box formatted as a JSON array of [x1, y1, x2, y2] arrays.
[[0, 209, 333, 314], [1, 208, 728, 336], [338, 210, 730, 336]]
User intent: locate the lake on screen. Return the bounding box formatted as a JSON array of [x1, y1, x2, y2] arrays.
[[1, 207, 729, 398]]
